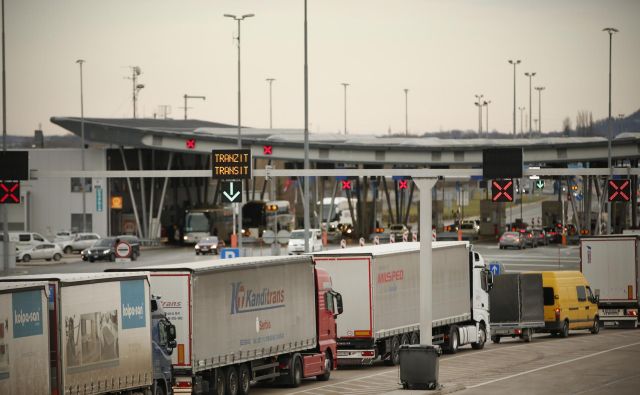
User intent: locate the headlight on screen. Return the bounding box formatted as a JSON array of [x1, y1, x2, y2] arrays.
[[183, 235, 188, 241], [195, 245, 200, 249], [102, 249, 111, 254]]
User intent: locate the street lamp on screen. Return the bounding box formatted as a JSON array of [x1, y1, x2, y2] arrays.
[[524, 72, 536, 137], [483, 100, 491, 136], [404, 88, 409, 136], [182, 94, 206, 120], [127, 66, 144, 118], [518, 107, 525, 135], [474, 94, 483, 136], [341, 82, 349, 135], [603, 27, 618, 235], [508, 59, 521, 136], [535, 86, 545, 134], [266, 78, 275, 128], [225, 12, 255, 249], [76, 59, 87, 232]]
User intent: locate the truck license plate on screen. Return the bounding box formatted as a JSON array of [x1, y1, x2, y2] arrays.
[[601, 309, 622, 316]]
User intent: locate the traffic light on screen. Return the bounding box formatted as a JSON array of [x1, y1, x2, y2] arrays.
[[398, 179, 408, 190], [608, 179, 631, 202], [0, 181, 20, 204], [341, 180, 352, 190], [491, 179, 513, 202]]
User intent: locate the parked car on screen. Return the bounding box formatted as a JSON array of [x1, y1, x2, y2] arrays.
[[543, 226, 561, 244], [195, 236, 220, 255], [81, 236, 140, 262], [287, 229, 322, 254], [0, 232, 49, 251], [460, 221, 480, 239], [532, 228, 547, 246], [499, 231, 525, 250], [57, 232, 100, 254], [17, 243, 63, 263], [53, 230, 76, 243], [389, 223, 410, 241]]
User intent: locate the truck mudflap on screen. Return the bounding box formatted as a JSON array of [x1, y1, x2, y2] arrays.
[[336, 349, 377, 365]]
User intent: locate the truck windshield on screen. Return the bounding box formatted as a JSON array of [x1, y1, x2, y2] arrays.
[[185, 212, 210, 233]]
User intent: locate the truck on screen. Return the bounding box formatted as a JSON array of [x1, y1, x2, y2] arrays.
[[108, 255, 343, 395], [0, 281, 51, 395], [311, 241, 492, 366], [580, 234, 640, 328], [0, 273, 176, 395], [489, 273, 545, 343]]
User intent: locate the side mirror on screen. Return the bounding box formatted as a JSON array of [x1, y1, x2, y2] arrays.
[[168, 340, 177, 350], [167, 324, 177, 342], [334, 292, 343, 316]]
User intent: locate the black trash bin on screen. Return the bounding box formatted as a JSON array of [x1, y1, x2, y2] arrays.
[[399, 344, 441, 390]]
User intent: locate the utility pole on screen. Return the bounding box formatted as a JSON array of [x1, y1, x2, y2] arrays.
[[341, 82, 349, 135], [126, 66, 144, 118], [518, 106, 525, 135], [484, 100, 491, 135], [508, 59, 521, 136], [603, 27, 618, 235], [2, 0, 9, 269], [182, 94, 206, 120], [77, 59, 87, 233], [474, 94, 483, 136], [266, 78, 275, 128], [404, 88, 409, 136], [524, 72, 536, 137], [535, 86, 545, 134]]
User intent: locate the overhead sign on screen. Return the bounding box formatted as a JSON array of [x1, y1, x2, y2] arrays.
[[492, 179, 514, 202], [221, 180, 242, 203], [341, 180, 352, 190], [608, 179, 630, 202], [211, 149, 251, 179], [0, 151, 29, 180], [186, 138, 196, 149], [0, 181, 20, 204], [221, 248, 240, 259], [535, 180, 545, 190], [482, 148, 523, 179], [263, 145, 273, 155], [398, 179, 409, 190]]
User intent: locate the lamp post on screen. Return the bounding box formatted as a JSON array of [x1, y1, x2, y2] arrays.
[[76, 59, 87, 232], [474, 94, 483, 136], [524, 72, 536, 137], [535, 86, 545, 134], [266, 78, 275, 128], [603, 27, 618, 235], [341, 82, 349, 135], [483, 100, 491, 135], [518, 106, 525, 135], [303, 0, 310, 253], [404, 88, 409, 136], [2, 0, 9, 269], [127, 66, 144, 118], [508, 60, 521, 136], [225, 12, 254, 249]]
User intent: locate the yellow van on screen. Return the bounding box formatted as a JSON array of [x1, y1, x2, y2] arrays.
[[535, 271, 600, 337]]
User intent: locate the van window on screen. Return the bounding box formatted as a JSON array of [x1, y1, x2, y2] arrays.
[[19, 234, 30, 242], [543, 287, 555, 306], [576, 286, 587, 302], [34, 234, 45, 242]]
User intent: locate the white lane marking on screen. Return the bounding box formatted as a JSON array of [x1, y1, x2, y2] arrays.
[[503, 263, 574, 267], [287, 369, 397, 394], [466, 341, 640, 389]]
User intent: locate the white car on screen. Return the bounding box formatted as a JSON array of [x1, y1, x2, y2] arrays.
[[17, 243, 63, 263], [287, 229, 323, 255], [58, 232, 101, 254]]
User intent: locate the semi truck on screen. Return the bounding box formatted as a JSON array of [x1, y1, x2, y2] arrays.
[[0, 273, 176, 395], [489, 273, 545, 343], [311, 241, 492, 365], [580, 235, 640, 328], [0, 281, 51, 395], [109, 255, 343, 395]]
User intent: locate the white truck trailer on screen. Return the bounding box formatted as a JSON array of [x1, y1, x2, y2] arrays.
[[580, 235, 640, 328], [110, 255, 343, 395], [311, 241, 492, 365], [0, 272, 176, 395], [0, 281, 50, 395]]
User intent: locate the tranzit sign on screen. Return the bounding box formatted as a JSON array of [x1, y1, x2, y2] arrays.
[[211, 149, 251, 180]]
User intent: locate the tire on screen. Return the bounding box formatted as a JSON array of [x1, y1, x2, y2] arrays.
[[590, 317, 600, 334], [237, 364, 250, 395], [472, 324, 487, 349], [89, 257, 95, 263], [64, 246, 73, 254], [316, 350, 332, 381], [522, 328, 532, 343], [410, 332, 419, 345], [109, 253, 116, 262], [400, 333, 410, 346], [53, 253, 62, 261], [491, 335, 501, 344], [215, 369, 226, 395], [447, 326, 459, 354], [195, 251, 199, 256], [560, 320, 569, 338], [384, 336, 401, 366], [288, 355, 302, 388], [131, 252, 138, 261], [225, 366, 239, 395], [154, 382, 166, 395], [22, 255, 31, 263]]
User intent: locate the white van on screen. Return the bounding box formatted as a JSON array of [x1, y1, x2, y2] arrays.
[[287, 228, 323, 255], [0, 232, 49, 251]]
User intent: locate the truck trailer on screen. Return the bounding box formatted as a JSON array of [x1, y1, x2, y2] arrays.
[[109, 255, 343, 395], [0, 273, 176, 395], [580, 235, 640, 328], [311, 242, 492, 365], [0, 281, 50, 395]]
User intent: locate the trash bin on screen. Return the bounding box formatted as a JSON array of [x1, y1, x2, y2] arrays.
[[399, 344, 440, 390]]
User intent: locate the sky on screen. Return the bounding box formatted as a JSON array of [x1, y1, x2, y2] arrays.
[[2, 0, 639, 136]]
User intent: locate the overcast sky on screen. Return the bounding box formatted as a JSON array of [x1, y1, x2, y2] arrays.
[[3, 0, 639, 136]]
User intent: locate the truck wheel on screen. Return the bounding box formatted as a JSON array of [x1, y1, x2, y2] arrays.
[[446, 326, 459, 354], [410, 332, 419, 345], [225, 366, 239, 395], [237, 364, 250, 395], [316, 350, 332, 381], [288, 355, 303, 388], [590, 317, 600, 334], [560, 320, 569, 338], [384, 336, 401, 366], [472, 324, 486, 349], [214, 369, 226, 395], [522, 328, 532, 343], [153, 382, 166, 395], [400, 333, 410, 345], [491, 335, 501, 344]]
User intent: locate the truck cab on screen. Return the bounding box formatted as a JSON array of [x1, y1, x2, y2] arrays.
[[151, 297, 177, 395]]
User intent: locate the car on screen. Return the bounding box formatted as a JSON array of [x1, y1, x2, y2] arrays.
[[499, 231, 525, 250], [17, 243, 63, 263], [81, 236, 140, 262], [0, 232, 49, 251], [460, 221, 480, 239], [53, 230, 76, 243], [58, 232, 101, 254], [195, 236, 220, 255], [543, 226, 561, 244], [388, 224, 410, 242], [287, 229, 322, 255], [520, 228, 537, 248], [532, 228, 547, 246]]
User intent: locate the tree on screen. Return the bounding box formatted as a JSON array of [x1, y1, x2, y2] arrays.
[[562, 117, 572, 136]]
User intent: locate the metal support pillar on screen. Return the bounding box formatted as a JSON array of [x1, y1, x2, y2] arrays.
[[402, 181, 415, 227], [382, 177, 393, 226], [138, 149, 149, 239], [148, 150, 155, 239], [154, 152, 173, 241], [327, 179, 338, 228], [119, 147, 143, 239], [414, 178, 437, 345]]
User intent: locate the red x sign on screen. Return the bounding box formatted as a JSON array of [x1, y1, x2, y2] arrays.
[[341, 180, 352, 190], [186, 139, 196, 149], [398, 180, 408, 190], [608, 179, 631, 202], [0, 181, 20, 204], [263, 145, 273, 155], [492, 179, 513, 202]]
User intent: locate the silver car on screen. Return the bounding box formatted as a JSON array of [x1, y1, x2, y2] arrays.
[[195, 236, 220, 255], [58, 232, 101, 254], [17, 243, 64, 263], [499, 231, 525, 250]]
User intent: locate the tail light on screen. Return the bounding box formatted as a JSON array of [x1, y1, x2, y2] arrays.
[[627, 309, 638, 317], [361, 351, 375, 357], [515, 329, 522, 335], [555, 308, 561, 320]]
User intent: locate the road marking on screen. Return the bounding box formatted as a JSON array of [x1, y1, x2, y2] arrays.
[[466, 341, 640, 389], [503, 263, 575, 268], [287, 369, 397, 394]]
